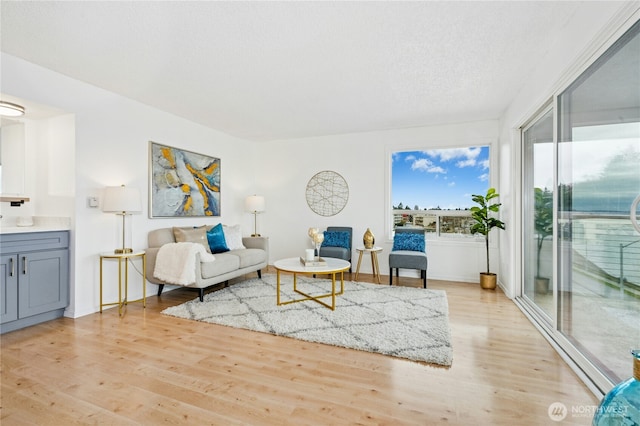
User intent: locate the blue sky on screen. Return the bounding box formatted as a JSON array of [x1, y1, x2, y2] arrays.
[[392, 146, 490, 210]]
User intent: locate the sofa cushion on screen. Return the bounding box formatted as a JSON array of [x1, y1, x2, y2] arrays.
[[231, 248, 267, 269], [206, 223, 230, 254], [200, 252, 239, 278], [173, 226, 211, 253], [223, 224, 245, 250]]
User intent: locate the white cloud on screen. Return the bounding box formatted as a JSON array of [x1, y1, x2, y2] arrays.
[[558, 138, 639, 184], [424, 147, 482, 163], [411, 158, 446, 174], [456, 158, 476, 167], [448, 181, 456, 187], [411, 158, 433, 170], [478, 173, 489, 182]]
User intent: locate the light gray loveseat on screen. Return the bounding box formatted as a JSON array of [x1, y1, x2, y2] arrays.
[[145, 226, 268, 301]]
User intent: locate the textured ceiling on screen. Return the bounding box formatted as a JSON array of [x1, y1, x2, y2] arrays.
[[0, 1, 617, 141]]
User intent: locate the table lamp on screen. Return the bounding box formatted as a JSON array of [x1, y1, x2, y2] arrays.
[[103, 185, 142, 254], [245, 195, 265, 237]]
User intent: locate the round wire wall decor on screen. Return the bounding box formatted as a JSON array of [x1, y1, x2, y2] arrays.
[[305, 170, 349, 216]]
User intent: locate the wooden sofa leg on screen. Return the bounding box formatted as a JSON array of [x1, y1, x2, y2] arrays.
[[257, 270, 262, 279], [422, 270, 427, 289], [389, 268, 393, 286], [157, 284, 164, 297], [198, 288, 205, 302]]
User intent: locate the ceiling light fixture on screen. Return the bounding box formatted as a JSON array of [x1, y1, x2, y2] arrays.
[[0, 101, 25, 117]]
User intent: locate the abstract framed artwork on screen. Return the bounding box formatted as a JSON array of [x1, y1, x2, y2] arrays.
[[149, 141, 220, 217]]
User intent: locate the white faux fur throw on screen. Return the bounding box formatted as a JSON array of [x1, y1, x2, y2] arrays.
[[154, 242, 216, 285]]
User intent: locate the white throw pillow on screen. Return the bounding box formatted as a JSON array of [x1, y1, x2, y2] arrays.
[[223, 224, 245, 250]]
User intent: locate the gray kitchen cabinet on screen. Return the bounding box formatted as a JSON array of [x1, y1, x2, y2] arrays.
[[0, 231, 69, 333]]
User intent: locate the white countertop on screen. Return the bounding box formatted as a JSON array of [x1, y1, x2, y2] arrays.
[[0, 216, 70, 234], [0, 225, 70, 234]]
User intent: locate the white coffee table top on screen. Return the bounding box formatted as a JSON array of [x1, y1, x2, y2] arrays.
[[274, 257, 351, 274]]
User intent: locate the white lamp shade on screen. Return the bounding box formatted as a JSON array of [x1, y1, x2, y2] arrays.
[[102, 185, 142, 213], [245, 195, 265, 213]]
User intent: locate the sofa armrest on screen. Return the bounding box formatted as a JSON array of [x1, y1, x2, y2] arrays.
[[144, 247, 162, 284], [243, 236, 268, 251]]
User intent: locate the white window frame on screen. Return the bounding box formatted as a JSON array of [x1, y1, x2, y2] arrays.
[[385, 139, 498, 242]]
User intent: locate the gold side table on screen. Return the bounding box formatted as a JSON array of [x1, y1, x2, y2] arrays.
[[99, 251, 146, 316], [354, 246, 383, 283]]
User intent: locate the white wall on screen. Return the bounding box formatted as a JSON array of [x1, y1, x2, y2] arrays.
[[254, 120, 500, 283], [2, 54, 258, 317]]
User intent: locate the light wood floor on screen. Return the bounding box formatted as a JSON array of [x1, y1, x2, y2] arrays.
[[1, 269, 598, 425]]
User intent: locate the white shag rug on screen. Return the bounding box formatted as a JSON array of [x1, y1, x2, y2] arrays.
[[162, 274, 453, 367]]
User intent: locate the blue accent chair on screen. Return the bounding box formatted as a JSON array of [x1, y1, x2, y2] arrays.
[[389, 227, 428, 288], [319, 226, 352, 272]]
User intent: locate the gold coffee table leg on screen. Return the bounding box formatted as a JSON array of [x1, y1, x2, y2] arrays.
[[331, 273, 336, 310], [277, 269, 281, 306]]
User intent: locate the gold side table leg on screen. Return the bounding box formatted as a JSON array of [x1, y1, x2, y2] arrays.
[[99, 257, 104, 313], [125, 257, 129, 306], [142, 254, 146, 308], [118, 258, 123, 316]]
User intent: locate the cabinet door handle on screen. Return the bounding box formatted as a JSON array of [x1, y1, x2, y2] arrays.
[[22, 256, 27, 275], [9, 257, 14, 277]]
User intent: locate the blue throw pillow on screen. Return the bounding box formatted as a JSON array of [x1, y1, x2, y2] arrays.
[[206, 223, 229, 254], [321, 231, 350, 249], [392, 232, 425, 252]]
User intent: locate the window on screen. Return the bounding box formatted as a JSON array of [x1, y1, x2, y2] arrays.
[[391, 146, 490, 237]]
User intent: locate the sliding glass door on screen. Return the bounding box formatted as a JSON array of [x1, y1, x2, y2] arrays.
[[557, 19, 640, 383], [523, 108, 554, 321], [521, 19, 640, 389]]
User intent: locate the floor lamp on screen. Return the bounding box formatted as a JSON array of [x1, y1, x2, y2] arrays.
[[103, 185, 142, 254], [245, 195, 265, 237]]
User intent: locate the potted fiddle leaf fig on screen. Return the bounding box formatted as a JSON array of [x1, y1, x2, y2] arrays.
[[470, 187, 506, 290], [534, 187, 553, 293]]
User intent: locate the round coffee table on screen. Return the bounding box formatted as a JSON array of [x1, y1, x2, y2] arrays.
[[274, 257, 351, 310]]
